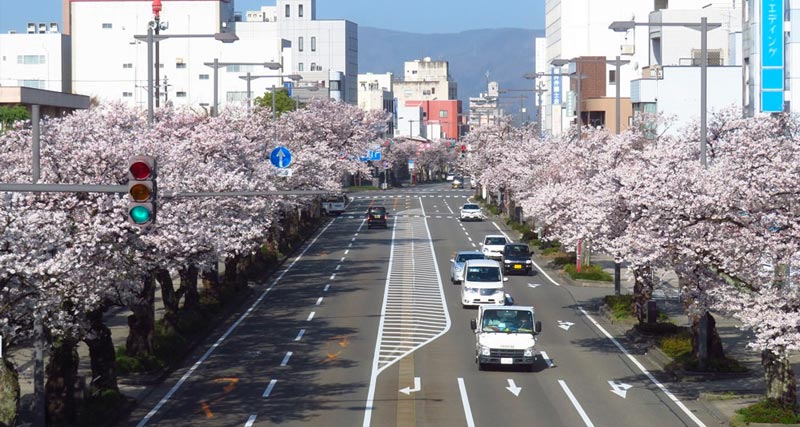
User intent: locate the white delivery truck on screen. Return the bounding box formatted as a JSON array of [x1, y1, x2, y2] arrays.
[[321, 194, 348, 216], [470, 305, 542, 371]]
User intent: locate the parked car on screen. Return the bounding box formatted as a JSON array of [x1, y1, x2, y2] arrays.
[[450, 250, 487, 283], [460, 259, 508, 308], [502, 243, 533, 275], [459, 203, 483, 221], [481, 235, 508, 260], [366, 206, 389, 229]]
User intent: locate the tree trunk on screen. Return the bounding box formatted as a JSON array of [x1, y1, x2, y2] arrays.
[[690, 311, 725, 368], [0, 358, 19, 427], [224, 256, 242, 293], [580, 239, 592, 268], [45, 336, 79, 425], [762, 348, 797, 405], [632, 265, 653, 322], [126, 272, 156, 357], [84, 307, 119, 394], [156, 268, 179, 335], [178, 265, 200, 313], [202, 264, 221, 304]]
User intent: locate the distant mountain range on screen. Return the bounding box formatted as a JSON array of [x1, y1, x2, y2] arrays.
[[358, 26, 545, 124]]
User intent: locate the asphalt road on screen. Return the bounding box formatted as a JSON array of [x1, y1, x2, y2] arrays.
[[126, 183, 720, 427]]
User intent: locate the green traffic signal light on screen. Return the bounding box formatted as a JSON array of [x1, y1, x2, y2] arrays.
[[129, 205, 153, 224]]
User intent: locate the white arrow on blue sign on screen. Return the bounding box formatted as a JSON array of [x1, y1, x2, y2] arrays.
[[270, 146, 293, 169]]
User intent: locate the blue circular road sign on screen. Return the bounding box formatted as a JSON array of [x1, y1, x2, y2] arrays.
[[270, 146, 293, 168]]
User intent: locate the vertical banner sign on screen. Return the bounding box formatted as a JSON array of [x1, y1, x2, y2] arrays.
[[551, 67, 562, 105], [760, 0, 784, 112]]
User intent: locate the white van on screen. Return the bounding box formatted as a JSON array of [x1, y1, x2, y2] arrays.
[[321, 194, 348, 216], [461, 259, 507, 308]]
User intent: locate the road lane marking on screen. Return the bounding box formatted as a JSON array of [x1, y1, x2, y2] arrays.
[[491, 220, 562, 287], [324, 284, 330, 292], [340, 257, 346, 262], [307, 311, 315, 321], [316, 297, 323, 306], [558, 380, 595, 427], [294, 329, 305, 341], [262, 379, 278, 397], [330, 273, 336, 280], [344, 249, 350, 255], [280, 352, 293, 366], [245, 414, 257, 426], [541, 351, 554, 368], [135, 220, 336, 427], [457, 378, 476, 427], [579, 307, 707, 426], [335, 264, 341, 271]]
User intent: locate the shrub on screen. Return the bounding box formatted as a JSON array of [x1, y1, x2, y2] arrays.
[[657, 329, 692, 359], [737, 399, 800, 424], [564, 263, 613, 281], [78, 389, 132, 427], [604, 294, 634, 320], [551, 252, 576, 267], [114, 345, 162, 374]]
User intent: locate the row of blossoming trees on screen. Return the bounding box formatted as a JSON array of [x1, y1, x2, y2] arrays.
[[461, 111, 800, 406], [0, 100, 388, 423]]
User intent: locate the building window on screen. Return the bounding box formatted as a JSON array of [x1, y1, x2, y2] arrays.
[[176, 63, 187, 69], [102, 23, 112, 29], [199, 74, 209, 80], [299, 4, 304, 17], [311, 36, 316, 51], [609, 69, 617, 85], [18, 79, 44, 89], [285, 4, 290, 17], [17, 55, 45, 65], [310, 62, 316, 71], [431, 87, 436, 94], [226, 65, 242, 72], [226, 91, 247, 102], [123, 63, 133, 69], [439, 110, 448, 118], [298, 62, 304, 71], [176, 91, 187, 98], [123, 92, 133, 97], [298, 36, 304, 52]]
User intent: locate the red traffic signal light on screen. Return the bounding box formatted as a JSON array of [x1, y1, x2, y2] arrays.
[[461, 144, 467, 153], [127, 156, 157, 227]]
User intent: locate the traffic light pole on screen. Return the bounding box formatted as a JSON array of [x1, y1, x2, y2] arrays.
[[0, 184, 337, 197]]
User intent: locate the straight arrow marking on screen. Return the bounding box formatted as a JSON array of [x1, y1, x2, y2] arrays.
[[558, 321, 575, 331], [506, 379, 522, 396], [399, 377, 421, 395], [528, 283, 541, 289], [609, 381, 633, 398]]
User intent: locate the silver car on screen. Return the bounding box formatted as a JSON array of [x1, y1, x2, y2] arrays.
[[459, 203, 483, 221], [450, 250, 487, 283]]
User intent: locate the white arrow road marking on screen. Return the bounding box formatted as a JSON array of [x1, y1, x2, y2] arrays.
[[457, 378, 476, 427], [558, 321, 575, 330], [609, 381, 633, 398], [399, 377, 421, 395], [540, 351, 554, 368], [528, 283, 541, 289], [505, 379, 522, 396]]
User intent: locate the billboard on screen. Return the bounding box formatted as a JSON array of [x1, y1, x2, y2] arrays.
[[760, 0, 784, 112]]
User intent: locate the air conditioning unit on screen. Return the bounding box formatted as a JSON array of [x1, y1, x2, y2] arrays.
[[27, 23, 36, 34], [620, 44, 635, 55]]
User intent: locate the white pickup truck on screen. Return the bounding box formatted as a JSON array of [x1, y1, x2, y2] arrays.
[[470, 305, 542, 371]]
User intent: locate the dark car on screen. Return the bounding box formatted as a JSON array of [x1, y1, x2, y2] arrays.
[[366, 206, 389, 229], [502, 243, 533, 275]]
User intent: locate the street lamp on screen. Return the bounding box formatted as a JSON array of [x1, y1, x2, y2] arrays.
[[133, 30, 238, 126], [609, 18, 721, 166], [239, 73, 302, 113], [203, 60, 281, 117], [605, 56, 630, 135]]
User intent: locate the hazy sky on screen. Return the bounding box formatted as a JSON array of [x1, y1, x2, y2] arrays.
[[0, 0, 545, 34]]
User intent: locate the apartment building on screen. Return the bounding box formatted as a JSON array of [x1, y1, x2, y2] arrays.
[[0, 23, 71, 93]]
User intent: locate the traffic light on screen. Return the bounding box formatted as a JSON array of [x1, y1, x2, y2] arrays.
[[460, 144, 467, 158], [127, 156, 157, 227]]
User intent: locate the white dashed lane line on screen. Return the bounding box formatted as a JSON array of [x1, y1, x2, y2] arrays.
[[262, 379, 278, 398], [280, 352, 293, 367], [316, 297, 323, 306], [307, 312, 315, 321], [324, 284, 330, 292], [294, 329, 305, 341]]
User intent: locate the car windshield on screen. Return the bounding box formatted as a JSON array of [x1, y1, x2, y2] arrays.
[[463, 204, 480, 210], [465, 266, 501, 282], [368, 207, 386, 214], [481, 310, 533, 333], [505, 245, 528, 256], [485, 237, 507, 246], [457, 253, 484, 263]]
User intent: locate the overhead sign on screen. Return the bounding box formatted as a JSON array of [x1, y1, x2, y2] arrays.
[[760, 0, 784, 112], [551, 67, 562, 104], [269, 146, 292, 168]]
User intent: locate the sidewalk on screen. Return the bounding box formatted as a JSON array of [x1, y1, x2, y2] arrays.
[[532, 248, 800, 426]]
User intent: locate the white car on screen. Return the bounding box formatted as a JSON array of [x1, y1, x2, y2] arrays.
[[459, 203, 483, 221], [461, 259, 508, 308], [446, 173, 455, 181], [481, 235, 508, 260], [450, 250, 487, 283]]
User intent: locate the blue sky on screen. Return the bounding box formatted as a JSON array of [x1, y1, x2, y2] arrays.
[[0, 0, 545, 34]]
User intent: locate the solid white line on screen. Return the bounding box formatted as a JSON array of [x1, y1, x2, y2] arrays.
[[294, 329, 305, 341], [324, 284, 330, 292], [541, 351, 554, 368], [307, 311, 315, 321], [245, 414, 257, 426], [457, 378, 476, 427], [136, 220, 335, 427], [490, 221, 562, 287], [492, 222, 513, 242], [262, 379, 278, 397], [558, 380, 595, 427], [578, 308, 707, 427], [280, 351, 293, 366], [316, 297, 323, 306]]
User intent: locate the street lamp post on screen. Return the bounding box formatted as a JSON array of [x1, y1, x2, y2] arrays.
[[605, 55, 629, 296], [525, 68, 587, 139], [609, 18, 720, 166], [239, 72, 302, 114], [202, 60, 281, 117], [133, 31, 238, 126]]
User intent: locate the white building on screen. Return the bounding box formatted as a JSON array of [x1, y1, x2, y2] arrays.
[[396, 104, 424, 139], [394, 57, 457, 107], [358, 72, 394, 133], [0, 23, 71, 92], [67, 0, 355, 110], [468, 81, 501, 128]]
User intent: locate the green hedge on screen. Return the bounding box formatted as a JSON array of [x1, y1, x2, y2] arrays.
[[737, 399, 800, 424], [564, 263, 613, 281], [604, 294, 634, 320]]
